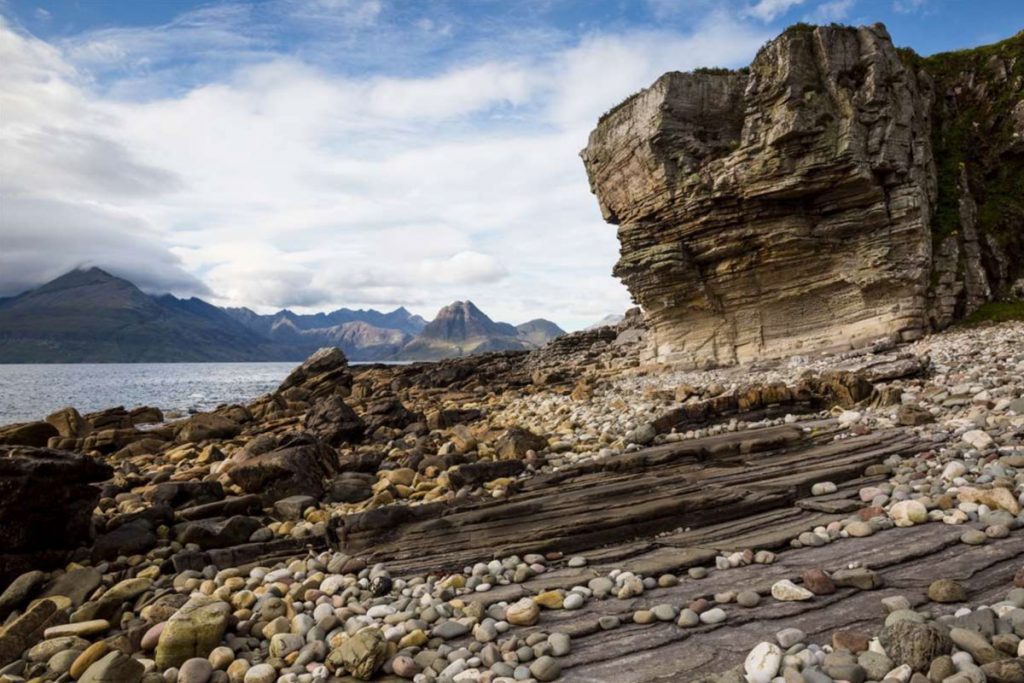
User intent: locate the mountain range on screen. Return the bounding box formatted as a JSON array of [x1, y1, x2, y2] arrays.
[[0, 268, 566, 363]]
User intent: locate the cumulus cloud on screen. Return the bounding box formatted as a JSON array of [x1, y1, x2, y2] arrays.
[[418, 251, 509, 285], [0, 5, 771, 328]]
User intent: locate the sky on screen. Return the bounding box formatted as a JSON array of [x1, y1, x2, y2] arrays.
[[1, 0, 1022, 329]]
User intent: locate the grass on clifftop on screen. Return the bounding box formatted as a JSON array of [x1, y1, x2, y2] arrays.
[[910, 30, 1024, 246], [959, 301, 1024, 326]]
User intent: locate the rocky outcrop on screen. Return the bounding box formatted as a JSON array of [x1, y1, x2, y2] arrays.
[[582, 24, 1024, 367], [0, 446, 112, 582]]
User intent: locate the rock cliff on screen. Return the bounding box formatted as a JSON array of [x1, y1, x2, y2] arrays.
[[582, 23, 1023, 367]]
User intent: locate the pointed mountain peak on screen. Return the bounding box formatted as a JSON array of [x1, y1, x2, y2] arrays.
[[34, 266, 134, 295]]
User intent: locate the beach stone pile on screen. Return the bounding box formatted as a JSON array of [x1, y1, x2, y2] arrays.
[[704, 577, 1024, 683]]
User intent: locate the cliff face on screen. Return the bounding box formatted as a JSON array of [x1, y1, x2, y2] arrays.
[[582, 23, 1023, 367]]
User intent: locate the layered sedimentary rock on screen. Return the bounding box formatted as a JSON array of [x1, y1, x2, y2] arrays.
[[582, 24, 1023, 367]]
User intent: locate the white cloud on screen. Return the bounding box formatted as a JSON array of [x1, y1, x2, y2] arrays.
[[744, 0, 807, 22], [0, 7, 769, 328], [419, 251, 509, 285], [805, 0, 855, 22]]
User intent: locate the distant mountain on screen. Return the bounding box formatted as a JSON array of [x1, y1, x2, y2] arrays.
[[0, 268, 291, 362], [399, 301, 563, 360], [0, 269, 565, 363], [224, 306, 426, 337], [515, 319, 566, 347], [586, 313, 625, 330]]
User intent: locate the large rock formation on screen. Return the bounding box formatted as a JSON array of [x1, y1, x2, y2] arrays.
[[582, 24, 1023, 367], [0, 446, 112, 582]]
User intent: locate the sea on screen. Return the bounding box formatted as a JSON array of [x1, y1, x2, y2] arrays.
[[0, 362, 299, 426]]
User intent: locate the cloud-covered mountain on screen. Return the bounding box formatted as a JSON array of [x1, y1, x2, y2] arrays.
[[0, 269, 564, 363]]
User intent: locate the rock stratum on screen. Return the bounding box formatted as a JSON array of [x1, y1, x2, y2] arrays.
[[582, 23, 1024, 367]]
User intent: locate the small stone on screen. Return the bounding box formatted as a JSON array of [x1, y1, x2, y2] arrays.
[[529, 655, 561, 682], [562, 593, 585, 610], [961, 528, 988, 545], [845, 521, 875, 537], [677, 609, 699, 627], [326, 627, 388, 679], [567, 556, 587, 568], [878, 621, 952, 671], [70, 641, 110, 680], [506, 598, 540, 626], [744, 642, 782, 683], [950, 627, 1002, 665], [771, 579, 813, 601], [178, 658, 214, 683], [43, 619, 110, 639], [890, 500, 928, 527], [651, 604, 677, 621], [244, 663, 276, 683], [549, 632, 571, 656], [392, 655, 421, 678], [776, 628, 805, 648], [737, 591, 760, 608], [832, 567, 882, 590], [699, 607, 726, 624], [79, 651, 143, 683], [534, 591, 563, 609], [928, 579, 967, 603], [633, 609, 654, 624], [833, 630, 870, 653], [801, 568, 836, 595], [811, 481, 838, 496], [962, 429, 994, 450]]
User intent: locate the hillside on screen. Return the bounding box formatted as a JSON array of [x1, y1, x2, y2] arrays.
[[0, 270, 564, 362], [0, 268, 290, 362]]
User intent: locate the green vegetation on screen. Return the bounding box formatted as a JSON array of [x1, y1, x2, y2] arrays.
[[959, 301, 1024, 326], [693, 67, 734, 76], [918, 31, 1024, 247]]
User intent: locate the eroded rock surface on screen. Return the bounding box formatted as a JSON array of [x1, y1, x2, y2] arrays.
[[582, 24, 1024, 367]]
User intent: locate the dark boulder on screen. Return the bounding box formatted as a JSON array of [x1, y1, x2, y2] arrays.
[[447, 459, 526, 489], [0, 422, 58, 448], [363, 398, 418, 432], [142, 481, 224, 508], [494, 427, 548, 459], [228, 433, 339, 503], [176, 494, 263, 521], [326, 472, 375, 504], [0, 446, 112, 583], [176, 413, 241, 444], [174, 516, 262, 550], [92, 519, 158, 561], [305, 395, 364, 446], [277, 347, 353, 400]]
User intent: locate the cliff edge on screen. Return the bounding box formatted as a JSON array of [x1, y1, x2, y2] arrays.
[[582, 23, 1023, 367]]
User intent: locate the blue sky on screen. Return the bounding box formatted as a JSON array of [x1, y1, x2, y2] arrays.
[[1, 0, 1021, 328]]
